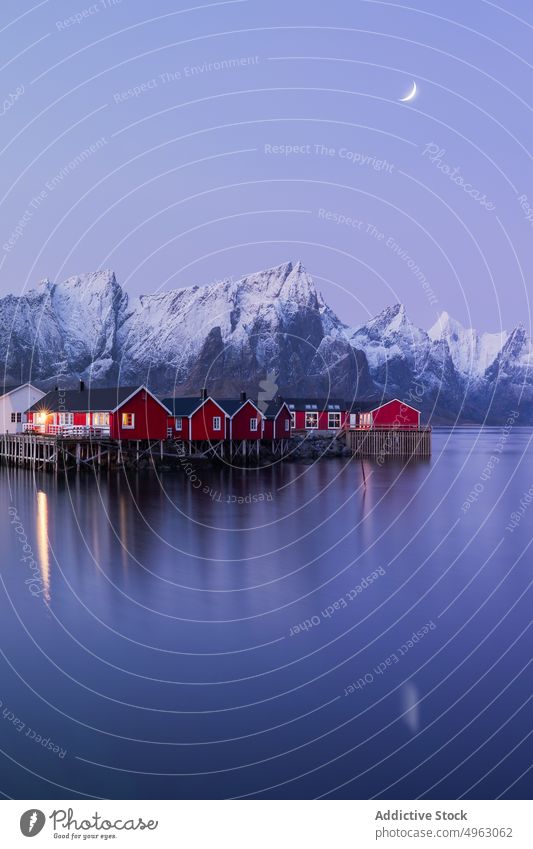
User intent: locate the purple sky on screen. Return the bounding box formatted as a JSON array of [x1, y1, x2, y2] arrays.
[[1, 0, 532, 335]]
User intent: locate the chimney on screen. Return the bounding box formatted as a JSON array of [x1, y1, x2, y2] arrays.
[[79, 380, 85, 392], [240, 390, 246, 403], [201, 387, 207, 400]]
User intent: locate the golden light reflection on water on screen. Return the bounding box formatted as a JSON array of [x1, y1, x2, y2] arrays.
[[36, 490, 51, 602]]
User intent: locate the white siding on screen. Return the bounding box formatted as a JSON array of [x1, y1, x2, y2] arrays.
[[0, 384, 46, 433]]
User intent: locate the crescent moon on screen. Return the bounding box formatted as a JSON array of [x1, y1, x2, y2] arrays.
[[399, 81, 417, 102]]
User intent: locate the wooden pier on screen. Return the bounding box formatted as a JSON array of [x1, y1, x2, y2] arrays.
[[346, 427, 431, 457], [0, 433, 290, 472]]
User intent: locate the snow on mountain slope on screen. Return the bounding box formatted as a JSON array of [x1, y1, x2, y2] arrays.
[[428, 311, 508, 378], [0, 269, 124, 384], [116, 260, 371, 395]]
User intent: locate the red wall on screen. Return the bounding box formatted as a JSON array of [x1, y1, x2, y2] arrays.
[[274, 407, 292, 439], [110, 390, 169, 440], [263, 407, 292, 439], [169, 415, 190, 440], [229, 401, 262, 440], [190, 398, 226, 441], [291, 410, 345, 431], [371, 400, 420, 429]]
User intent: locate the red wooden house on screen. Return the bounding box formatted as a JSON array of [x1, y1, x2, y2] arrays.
[[284, 398, 346, 432], [162, 394, 228, 441], [218, 394, 263, 440], [26, 384, 170, 440], [347, 398, 421, 429], [262, 400, 292, 440]]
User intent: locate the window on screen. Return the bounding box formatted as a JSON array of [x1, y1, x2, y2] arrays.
[[10, 413, 16, 423], [17, 412, 22, 422], [290, 412, 296, 428], [93, 412, 109, 427], [328, 412, 341, 429], [175, 416, 183, 431], [285, 418, 290, 432], [59, 412, 74, 426], [359, 413, 372, 428], [213, 416, 221, 431], [305, 412, 318, 429], [250, 417, 258, 432], [122, 412, 135, 429]]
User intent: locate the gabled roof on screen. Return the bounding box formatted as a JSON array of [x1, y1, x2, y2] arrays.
[[344, 397, 421, 415], [283, 397, 346, 412], [161, 397, 203, 416], [263, 399, 290, 419], [0, 382, 44, 399], [216, 398, 262, 417], [370, 397, 421, 415], [160, 395, 228, 418], [27, 386, 145, 413]]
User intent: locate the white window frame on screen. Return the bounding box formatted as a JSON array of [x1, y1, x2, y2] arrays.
[[59, 412, 74, 426], [328, 412, 341, 429], [175, 416, 183, 431], [122, 412, 135, 429], [305, 411, 318, 429], [213, 416, 221, 431], [284, 418, 290, 432], [290, 411, 296, 428], [250, 417, 258, 432], [93, 412, 109, 427]]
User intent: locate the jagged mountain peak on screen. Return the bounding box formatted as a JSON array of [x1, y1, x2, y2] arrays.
[[354, 303, 413, 336], [429, 311, 509, 377]]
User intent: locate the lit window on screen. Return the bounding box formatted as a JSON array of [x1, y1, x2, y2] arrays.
[[93, 413, 109, 427], [305, 412, 318, 429], [328, 412, 341, 429], [213, 416, 221, 431], [290, 412, 296, 427], [59, 412, 73, 426], [122, 412, 135, 428], [175, 417, 182, 431], [250, 418, 258, 432]]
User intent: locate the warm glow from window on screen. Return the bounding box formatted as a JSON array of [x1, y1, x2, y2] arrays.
[[122, 412, 135, 428]]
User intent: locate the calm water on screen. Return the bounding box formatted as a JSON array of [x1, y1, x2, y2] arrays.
[[0, 429, 531, 800]]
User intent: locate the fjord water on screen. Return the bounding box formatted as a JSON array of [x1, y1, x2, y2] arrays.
[[0, 429, 531, 800]]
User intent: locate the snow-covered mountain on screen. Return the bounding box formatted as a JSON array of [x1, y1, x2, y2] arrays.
[[0, 261, 531, 422], [428, 312, 508, 378]]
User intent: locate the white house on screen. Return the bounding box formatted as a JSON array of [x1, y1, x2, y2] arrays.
[[0, 383, 46, 433]]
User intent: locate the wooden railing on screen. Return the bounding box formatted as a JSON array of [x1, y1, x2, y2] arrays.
[[24, 423, 110, 437]]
